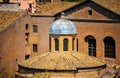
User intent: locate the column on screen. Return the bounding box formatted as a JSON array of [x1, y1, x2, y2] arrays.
[[69, 37, 72, 52], [51, 37, 55, 52], [74, 37, 77, 52], [59, 37, 63, 52]]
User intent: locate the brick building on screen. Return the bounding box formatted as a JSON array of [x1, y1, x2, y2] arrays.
[[0, 0, 120, 77]]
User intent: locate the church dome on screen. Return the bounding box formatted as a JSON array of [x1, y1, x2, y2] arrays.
[[49, 19, 77, 34]]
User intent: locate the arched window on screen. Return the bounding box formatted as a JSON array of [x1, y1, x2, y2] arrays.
[[63, 38, 68, 51], [55, 38, 59, 51], [85, 36, 96, 57], [104, 37, 115, 58], [72, 38, 75, 50]]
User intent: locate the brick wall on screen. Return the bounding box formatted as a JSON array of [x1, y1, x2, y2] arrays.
[[0, 13, 31, 77]]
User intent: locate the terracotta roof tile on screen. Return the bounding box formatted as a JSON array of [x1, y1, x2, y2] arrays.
[[34, 0, 120, 16], [0, 11, 25, 31], [19, 52, 106, 70], [93, 0, 120, 15], [35, 2, 79, 16]]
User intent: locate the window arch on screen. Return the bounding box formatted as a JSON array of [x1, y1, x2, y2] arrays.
[[85, 36, 96, 57], [55, 38, 59, 51], [63, 38, 68, 51], [104, 37, 115, 58]]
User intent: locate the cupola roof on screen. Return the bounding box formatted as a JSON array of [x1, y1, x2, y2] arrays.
[[49, 17, 77, 35]]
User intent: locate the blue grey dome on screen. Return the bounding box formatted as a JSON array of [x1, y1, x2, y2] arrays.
[[49, 19, 77, 34]]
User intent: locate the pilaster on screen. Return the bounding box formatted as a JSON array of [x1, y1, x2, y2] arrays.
[[74, 37, 77, 52], [59, 36, 63, 52], [69, 37, 72, 52], [51, 37, 55, 52]]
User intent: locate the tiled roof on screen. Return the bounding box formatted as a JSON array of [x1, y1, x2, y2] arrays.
[[34, 0, 120, 16], [19, 52, 106, 70], [93, 0, 120, 15], [0, 11, 25, 31], [34, 2, 79, 16]]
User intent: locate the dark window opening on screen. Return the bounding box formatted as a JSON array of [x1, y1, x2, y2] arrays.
[[55, 38, 59, 51], [25, 24, 29, 30], [29, 4, 32, 8], [104, 37, 115, 58], [88, 38, 96, 57], [16, 59, 18, 62], [63, 38, 68, 51], [18, 3, 21, 6], [88, 10, 92, 15], [25, 33, 29, 37], [25, 55, 30, 60], [85, 36, 96, 57], [33, 44, 38, 52], [33, 25, 38, 32]]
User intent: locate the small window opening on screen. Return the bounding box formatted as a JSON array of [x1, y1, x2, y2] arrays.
[[29, 4, 32, 9], [25, 55, 30, 60], [63, 38, 68, 51], [33, 25, 38, 32], [33, 44, 38, 52], [55, 38, 59, 51], [18, 3, 21, 6], [25, 24, 29, 30], [16, 59, 18, 62], [25, 33, 29, 37], [88, 10, 92, 15]]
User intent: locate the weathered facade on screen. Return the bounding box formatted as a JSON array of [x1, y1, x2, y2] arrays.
[[0, 0, 120, 77], [0, 12, 31, 77]]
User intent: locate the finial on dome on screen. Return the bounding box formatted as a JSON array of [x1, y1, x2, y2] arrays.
[[61, 12, 65, 19]]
